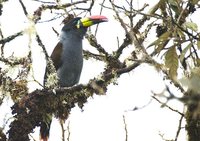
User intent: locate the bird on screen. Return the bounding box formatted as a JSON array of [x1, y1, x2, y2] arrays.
[[41, 15, 108, 141]]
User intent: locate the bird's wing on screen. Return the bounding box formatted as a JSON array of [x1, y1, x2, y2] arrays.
[[50, 42, 63, 70]]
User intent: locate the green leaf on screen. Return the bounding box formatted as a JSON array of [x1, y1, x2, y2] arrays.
[[165, 46, 178, 79], [196, 59, 200, 67], [168, 0, 180, 15], [176, 28, 185, 40], [184, 22, 198, 32], [190, 0, 199, 5], [180, 43, 192, 63], [148, 0, 161, 14], [168, 0, 178, 6], [148, 31, 171, 48], [148, 31, 171, 55], [197, 40, 200, 50]]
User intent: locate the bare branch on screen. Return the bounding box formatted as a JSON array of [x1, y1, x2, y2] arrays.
[[123, 115, 128, 141], [174, 113, 185, 141], [85, 33, 109, 57], [60, 120, 65, 141], [0, 31, 23, 44], [67, 121, 71, 141], [18, 0, 28, 16], [94, 0, 106, 36], [35, 33, 49, 60], [33, 0, 89, 22], [152, 95, 184, 116]]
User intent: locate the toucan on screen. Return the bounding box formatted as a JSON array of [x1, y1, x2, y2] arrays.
[[41, 15, 108, 141]]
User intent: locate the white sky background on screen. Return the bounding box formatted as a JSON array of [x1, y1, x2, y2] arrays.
[[1, 0, 197, 140]]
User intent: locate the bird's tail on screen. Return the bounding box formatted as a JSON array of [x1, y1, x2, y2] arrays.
[[40, 119, 52, 141]]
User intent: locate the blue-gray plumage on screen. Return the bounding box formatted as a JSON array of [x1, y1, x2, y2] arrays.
[[41, 15, 108, 141], [56, 24, 86, 86]]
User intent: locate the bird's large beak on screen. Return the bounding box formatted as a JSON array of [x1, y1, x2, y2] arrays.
[[77, 15, 108, 28]]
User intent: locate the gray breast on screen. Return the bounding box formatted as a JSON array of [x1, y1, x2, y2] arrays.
[[57, 31, 83, 87]]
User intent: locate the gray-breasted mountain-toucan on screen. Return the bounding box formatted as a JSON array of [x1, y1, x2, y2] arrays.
[[41, 15, 108, 141]]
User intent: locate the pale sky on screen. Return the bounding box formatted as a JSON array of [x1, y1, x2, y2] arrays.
[[0, 0, 190, 141]]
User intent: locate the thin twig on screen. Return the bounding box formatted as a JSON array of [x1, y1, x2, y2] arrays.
[[85, 33, 109, 57], [74, 0, 94, 11], [152, 95, 184, 116], [35, 33, 49, 60], [83, 50, 105, 61], [125, 99, 152, 112], [0, 57, 27, 66], [109, 0, 129, 35], [18, 0, 28, 16], [123, 115, 128, 141], [95, 0, 106, 36], [29, 134, 37, 141], [174, 110, 185, 141], [32, 0, 56, 4], [67, 121, 71, 141], [0, 31, 23, 44], [60, 120, 65, 141], [0, 27, 4, 57]]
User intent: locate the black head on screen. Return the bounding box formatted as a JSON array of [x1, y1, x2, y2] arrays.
[[62, 15, 108, 32], [62, 17, 82, 31]]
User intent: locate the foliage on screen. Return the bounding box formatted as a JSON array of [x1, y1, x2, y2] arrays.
[[0, 0, 200, 141]]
